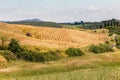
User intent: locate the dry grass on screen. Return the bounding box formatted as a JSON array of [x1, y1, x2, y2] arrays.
[[0, 22, 109, 49], [0, 55, 7, 63]]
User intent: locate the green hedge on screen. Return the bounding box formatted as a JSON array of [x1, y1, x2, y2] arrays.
[[89, 44, 114, 54], [66, 48, 84, 57], [15, 50, 62, 62]]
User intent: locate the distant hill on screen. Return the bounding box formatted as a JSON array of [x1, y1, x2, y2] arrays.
[[16, 18, 43, 22], [4, 18, 62, 28]]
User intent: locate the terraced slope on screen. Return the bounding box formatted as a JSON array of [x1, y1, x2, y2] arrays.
[[0, 22, 109, 48]]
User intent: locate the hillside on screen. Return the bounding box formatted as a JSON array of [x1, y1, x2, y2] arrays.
[[0, 22, 120, 80], [6, 19, 62, 28], [16, 18, 43, 22], [0, 22, 109, 49], [0, 49, 120, 80]]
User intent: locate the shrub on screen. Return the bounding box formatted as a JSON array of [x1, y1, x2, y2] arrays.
[[15, 51, 43, 62], [0, 50, 17, 61], [15, 50, 62, 62], [89, 44, 114, 54], [66, 48, 84, 57], [0, 45, 7, 50], [102, 44, 114, 52], [0, 38, 64, 62], [8, 39, 22, 53], [106, 26, 120, 35], [105, 41, 110, 44], [89, 44, 105, 53], [94, 30, 97, 33], [42, 50, 62, 61], [7, 38, 63, 62], [115, 36, 120, 49]]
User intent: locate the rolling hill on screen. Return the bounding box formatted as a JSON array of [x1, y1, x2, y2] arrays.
[[16, 18, 43, 22], [0, 22, 109, 49], [5, 18, 62, 28], [0, 22, 120, 80]]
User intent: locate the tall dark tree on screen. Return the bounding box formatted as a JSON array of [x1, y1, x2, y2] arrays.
[[81, 21, 85, 26]]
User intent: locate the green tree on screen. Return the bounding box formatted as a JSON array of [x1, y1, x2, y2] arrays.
[[8, 38, 21, 53], [115, 36, 120, 49]]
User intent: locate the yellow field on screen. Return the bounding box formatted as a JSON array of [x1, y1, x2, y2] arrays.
[[0, 55, 7, 63], [0, 22, 109, 48]]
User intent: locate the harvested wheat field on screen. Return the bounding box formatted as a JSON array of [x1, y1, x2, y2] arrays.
[[0, 22, 109, 48], [0, 55, 7, 63]]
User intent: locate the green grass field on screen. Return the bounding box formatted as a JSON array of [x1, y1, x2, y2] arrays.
[[0, 49, 120, 80], [1, 67, 120, 80], [1, 62, 120, 80]]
